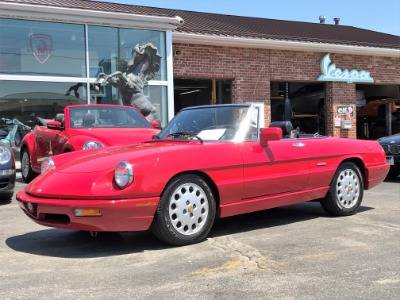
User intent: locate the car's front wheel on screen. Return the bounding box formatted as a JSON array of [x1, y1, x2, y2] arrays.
[[21, 149, 37, 183], [152, 174, 216, 246], [320, 162, 364, 216]]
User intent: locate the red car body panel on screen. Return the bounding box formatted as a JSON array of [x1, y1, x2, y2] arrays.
[[21, 104, 159, 173], [17, 136, 389, 232]]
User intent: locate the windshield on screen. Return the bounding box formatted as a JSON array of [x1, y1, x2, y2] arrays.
[[158, 105, 259, 142], [69, 106, 150, 129]]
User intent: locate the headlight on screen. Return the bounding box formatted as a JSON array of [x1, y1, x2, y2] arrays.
[[114, 161, 134, 189], [41, 157, 55, 174], [0, 146, 11, 164], [82, 141, 104, 150]]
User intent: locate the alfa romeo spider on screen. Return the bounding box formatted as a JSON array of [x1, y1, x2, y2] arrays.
[[17, 104, 389, 245], [20, 104, 159, 183]]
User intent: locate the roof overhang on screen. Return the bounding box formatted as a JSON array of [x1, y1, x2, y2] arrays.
[[173, 32, 400, 58], [0, 1, 183, 30]]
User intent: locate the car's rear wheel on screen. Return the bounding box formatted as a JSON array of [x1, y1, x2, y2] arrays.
[[152, 174, 216, 246], [21, 149, 37, 183], [320, 162, 364, 216]]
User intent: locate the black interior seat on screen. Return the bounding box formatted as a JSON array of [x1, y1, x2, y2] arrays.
[[269, 121, 294, 138]]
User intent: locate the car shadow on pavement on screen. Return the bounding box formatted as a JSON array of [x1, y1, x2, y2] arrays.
[[6, 202, 373, 258], [6, 229, 167, 258], [210, 201, 373, 238]]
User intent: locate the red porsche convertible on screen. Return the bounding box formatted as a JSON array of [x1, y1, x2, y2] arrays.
[[17, 104, 389, 246], [20, 104, 159, 183]]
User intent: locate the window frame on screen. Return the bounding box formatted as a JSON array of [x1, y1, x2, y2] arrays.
[[0, 18, 173, 124]]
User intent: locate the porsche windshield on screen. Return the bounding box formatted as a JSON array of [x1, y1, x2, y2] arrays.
[[69, 106, 150, 129], [158, 105, 259, 142]]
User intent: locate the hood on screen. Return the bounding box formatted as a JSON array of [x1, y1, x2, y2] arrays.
[[378, 134, 400, 144], [26, 140, 203, 199], [69, 128, 159, 146], [52, 140, 201, 174]]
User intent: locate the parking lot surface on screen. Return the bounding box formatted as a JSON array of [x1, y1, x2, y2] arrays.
[[0, 177, 399, 299]]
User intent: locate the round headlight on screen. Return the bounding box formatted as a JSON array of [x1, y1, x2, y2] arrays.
[[0, 145, 11, 164], [41, 157, 55, 174], [82, 141, 104, 150], [114, 161, 134, 189]]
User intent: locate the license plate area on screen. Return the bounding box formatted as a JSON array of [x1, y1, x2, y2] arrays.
[[386, 156, 394, 166]]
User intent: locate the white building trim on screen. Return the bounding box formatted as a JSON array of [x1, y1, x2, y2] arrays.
[[0, 74, 88, 83], [166, 31, 175, 121], [0, 1, 183, 30], [173, 32, 400, 58]]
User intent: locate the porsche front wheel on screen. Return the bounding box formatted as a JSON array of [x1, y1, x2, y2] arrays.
[[320, 162, 364, 216], [21, 149, 36, 183], [152, 174, 216, 246]]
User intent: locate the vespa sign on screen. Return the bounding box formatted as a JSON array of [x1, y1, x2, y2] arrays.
[[29, 34, 52, 64], [318, 54, 374, 83]]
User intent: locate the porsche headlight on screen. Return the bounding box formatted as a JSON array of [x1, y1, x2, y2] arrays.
[[82, 141, 104, 150], [41, 157, 55, 174], [0, 146, 11, 164], [114, 161, 134, 189]]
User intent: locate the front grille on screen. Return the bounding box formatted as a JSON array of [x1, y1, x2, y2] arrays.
[[390, 144, 400, 155], [42, 213, 70, 224]]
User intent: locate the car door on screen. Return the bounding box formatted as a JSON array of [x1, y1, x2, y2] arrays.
[[242, 137, 310, 199], [303, 137, 343, 191]]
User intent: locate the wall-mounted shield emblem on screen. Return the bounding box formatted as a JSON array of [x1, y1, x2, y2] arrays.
[[29, 34, 52, 64]]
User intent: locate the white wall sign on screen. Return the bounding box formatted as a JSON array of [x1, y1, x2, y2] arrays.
[[336, 105, 354, 116], [318, 54, 374, 83]]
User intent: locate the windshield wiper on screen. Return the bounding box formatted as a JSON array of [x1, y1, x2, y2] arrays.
[[166, 131, 203, 142]]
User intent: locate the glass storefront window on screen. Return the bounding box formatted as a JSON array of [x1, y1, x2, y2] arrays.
[[0, 19, 86, 77], [89, 84, 120, 105], [88, 25, 119, 77], [119, 29, 166, 81], [0, 81, 87, 127], [143, 85, 168, 126]]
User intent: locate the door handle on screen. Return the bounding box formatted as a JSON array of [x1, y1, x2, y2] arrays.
[[292, 142, 305, 148]]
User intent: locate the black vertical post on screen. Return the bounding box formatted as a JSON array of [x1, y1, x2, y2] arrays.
[[284, 82, 292, 121]]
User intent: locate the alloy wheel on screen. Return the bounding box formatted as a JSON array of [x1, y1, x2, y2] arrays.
[[168, 183, 209, 236], [21, 151, 30, 179], [336, 168, 360, 209]]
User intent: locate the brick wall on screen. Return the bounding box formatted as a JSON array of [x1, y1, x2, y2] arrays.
[[173, 42, 400, 137], [325, 82, 357, 138]]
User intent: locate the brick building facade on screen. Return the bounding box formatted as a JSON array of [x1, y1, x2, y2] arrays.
[[173, 43, 400, 138]]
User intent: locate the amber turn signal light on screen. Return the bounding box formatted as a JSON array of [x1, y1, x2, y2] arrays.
[[74, 208, 102, 217]]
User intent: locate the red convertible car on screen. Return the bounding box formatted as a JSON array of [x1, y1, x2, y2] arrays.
[[17, 104, 389, 246], [20, 104, 159, 183]]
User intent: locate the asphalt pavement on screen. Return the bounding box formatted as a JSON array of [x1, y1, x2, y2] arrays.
[[0, 176, 399, 299]]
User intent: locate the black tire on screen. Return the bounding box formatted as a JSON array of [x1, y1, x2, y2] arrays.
[[21, 149, 37, 183], [152, 174, 217, 246], [0, 192, 13, 202], [320, 162, 364, 216], [387, 165, 400, 179]]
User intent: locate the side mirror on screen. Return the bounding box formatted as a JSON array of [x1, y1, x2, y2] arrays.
[[47, 120, 62, 130], [150, 120, 161, 129], [260, 127, 282, 147]]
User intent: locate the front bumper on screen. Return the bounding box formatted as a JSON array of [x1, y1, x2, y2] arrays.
[[16, 191, 159, 232], [0, 169, 16, 194]]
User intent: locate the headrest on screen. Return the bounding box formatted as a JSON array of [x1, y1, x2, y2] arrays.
[[82, 113, 95, 127], [269, 121, 293, 136]]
